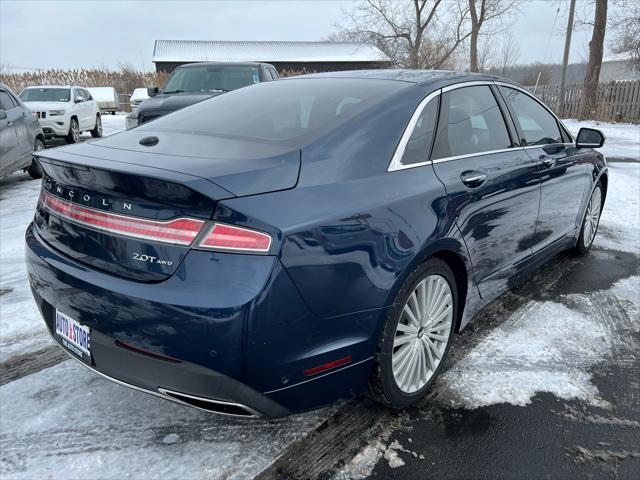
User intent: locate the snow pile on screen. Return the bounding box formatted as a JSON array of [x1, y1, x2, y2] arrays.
[[438, 299, 620, 408]]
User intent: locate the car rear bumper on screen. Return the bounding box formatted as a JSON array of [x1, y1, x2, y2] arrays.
[[33, 289, 289, 417], [25, 222, 377, 416]]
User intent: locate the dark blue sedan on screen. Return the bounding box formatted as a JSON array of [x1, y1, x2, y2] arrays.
[[26, 70, 607, 417]]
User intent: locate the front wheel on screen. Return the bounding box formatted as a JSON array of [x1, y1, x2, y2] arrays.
[[369, 258, 457, 408], [90, 115, 102, 138], [66, 118, 80, 143], [574, 183, 603, 256]]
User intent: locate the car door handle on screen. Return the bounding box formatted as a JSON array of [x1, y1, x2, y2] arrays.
[[540, 156, 556, 168], [460, 171, 487, 187]]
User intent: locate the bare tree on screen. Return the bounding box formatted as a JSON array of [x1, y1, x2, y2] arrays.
[[468, 0, 523, 72], [610, 0, 640, 73], [581, 0, 608, 119], [335, 0, 472, 69], [495, 33, 520, 75]]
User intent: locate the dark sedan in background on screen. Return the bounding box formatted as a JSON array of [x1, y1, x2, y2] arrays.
[[125, 61, 279, 128], [0, 83, 45, 179], [26, 70, 607, 417]]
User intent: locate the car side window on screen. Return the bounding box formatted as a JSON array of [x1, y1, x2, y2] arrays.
[[73, 89, 84, 102], [432, 86, 511, 160], [83, 89, 93, 101], [500, 87, 562, 146], [263, 67, 273, 81], [0, 90, 17, 110], [270, 67, 279, 79], [401, 98, 438, 165]]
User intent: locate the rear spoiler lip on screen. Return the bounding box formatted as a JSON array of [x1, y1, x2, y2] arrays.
[[35, 149, 237, 204]]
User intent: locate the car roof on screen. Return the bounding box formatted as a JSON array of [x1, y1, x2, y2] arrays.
[[23, 85, 75, 89], [290, 69, 517, 87], [177, 61, 267, 68]]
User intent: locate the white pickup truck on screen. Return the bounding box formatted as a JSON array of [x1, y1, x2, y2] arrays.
[[19, 85, 102, 143]]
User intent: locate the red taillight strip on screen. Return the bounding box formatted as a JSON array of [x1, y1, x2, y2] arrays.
[[40, 189, 205, 246], [198, 223, 272, 253]]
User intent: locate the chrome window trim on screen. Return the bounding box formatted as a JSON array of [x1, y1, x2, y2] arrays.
[[431, 147, 524, 164], [387, 90, 441, 172], [387, 80, 577, 172], [440, 80, 497, 93]]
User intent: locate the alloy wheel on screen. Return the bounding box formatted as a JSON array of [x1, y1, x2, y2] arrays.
[[582, 186, 602, 247], [96, 116, 102, 136], [392, 274, 454, 394], [72, 121, 79, 142]]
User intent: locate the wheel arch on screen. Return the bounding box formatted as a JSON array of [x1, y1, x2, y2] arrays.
[[391, 238, 473, 334]]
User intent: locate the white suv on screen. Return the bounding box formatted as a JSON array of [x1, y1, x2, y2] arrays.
[[19, 86, 102, 143]]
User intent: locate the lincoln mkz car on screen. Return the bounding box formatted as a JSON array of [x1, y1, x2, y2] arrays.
[[26, 70, 607, 417]]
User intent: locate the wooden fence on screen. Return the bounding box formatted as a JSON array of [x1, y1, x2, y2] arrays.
[[526, 80, 640, 123]]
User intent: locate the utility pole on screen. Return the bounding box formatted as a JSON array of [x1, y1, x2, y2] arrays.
[[558, 0, 576, 116]]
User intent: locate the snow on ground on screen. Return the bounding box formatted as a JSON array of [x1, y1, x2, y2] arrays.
[[562, 119, 640, 160], [0, 361, 335, 480], [593, 162, 640, 253], [437, 283, 638, 409]]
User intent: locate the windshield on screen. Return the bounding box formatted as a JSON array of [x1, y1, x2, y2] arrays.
[[20, 88, 70, 102], [161, 65, 260, 94], [144, 78, 406, 144]]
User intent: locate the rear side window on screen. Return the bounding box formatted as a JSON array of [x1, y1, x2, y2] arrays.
[[0, 90, 17, 110], [401, 98, 438, 165], [500, 87, 562, 146], [432, 86, 511, 160], [145, 78, 406, 144]]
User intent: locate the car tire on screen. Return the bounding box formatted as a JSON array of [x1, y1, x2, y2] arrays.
[[27, 138, 45, 179], [90, 114, 102, 138], [369, 258, 457, 409], [574, 182, 604, 256], [66, 118, 80, 143]]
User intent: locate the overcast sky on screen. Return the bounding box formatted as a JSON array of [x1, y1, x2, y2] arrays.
[[0, 0, 621, 72]]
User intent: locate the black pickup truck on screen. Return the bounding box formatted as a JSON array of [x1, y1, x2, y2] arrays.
[[126, 62, 279, 128]]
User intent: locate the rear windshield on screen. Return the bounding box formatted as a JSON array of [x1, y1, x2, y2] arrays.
[[162, 65, 260, 94], [145, 78, 406, 144], [20, 88, 70, 102]]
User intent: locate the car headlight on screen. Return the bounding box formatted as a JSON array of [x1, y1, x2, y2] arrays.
[[125, 113, 140, 130], [49, 110, 66, 116]]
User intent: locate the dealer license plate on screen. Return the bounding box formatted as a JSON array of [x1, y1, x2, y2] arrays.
[[55, 310, 91, 360]]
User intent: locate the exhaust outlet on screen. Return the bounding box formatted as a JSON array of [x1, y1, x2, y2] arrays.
[[158, 388, 260, 418]]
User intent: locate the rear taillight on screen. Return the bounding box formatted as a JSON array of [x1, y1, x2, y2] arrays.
[[40, 190, 204, 246], [198, 223, 272, 253]]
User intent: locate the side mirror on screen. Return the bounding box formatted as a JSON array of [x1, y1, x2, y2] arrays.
[[576, 127, 605, 149], [74, 96, 84, 103], [0, 109, 6, 120], [147, 86, 159, 97]]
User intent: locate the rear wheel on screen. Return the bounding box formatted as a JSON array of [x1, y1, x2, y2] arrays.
[[27, 138, 45, 179], [66, 118, 79, 143], [575, 183, 603, 256], [91, 114, 102, 138], [369, 258, 457, 408]]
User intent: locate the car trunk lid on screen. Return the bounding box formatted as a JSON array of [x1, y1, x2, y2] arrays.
[[34, 133, 299, 281]]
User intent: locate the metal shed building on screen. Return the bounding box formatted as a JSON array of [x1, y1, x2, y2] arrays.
[[152, 40, 391, 74]]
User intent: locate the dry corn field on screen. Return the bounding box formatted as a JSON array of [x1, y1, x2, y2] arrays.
[[0, 67, 170, 95]]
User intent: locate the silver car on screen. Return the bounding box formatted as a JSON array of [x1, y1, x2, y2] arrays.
[[0, 83, 45, 179]]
